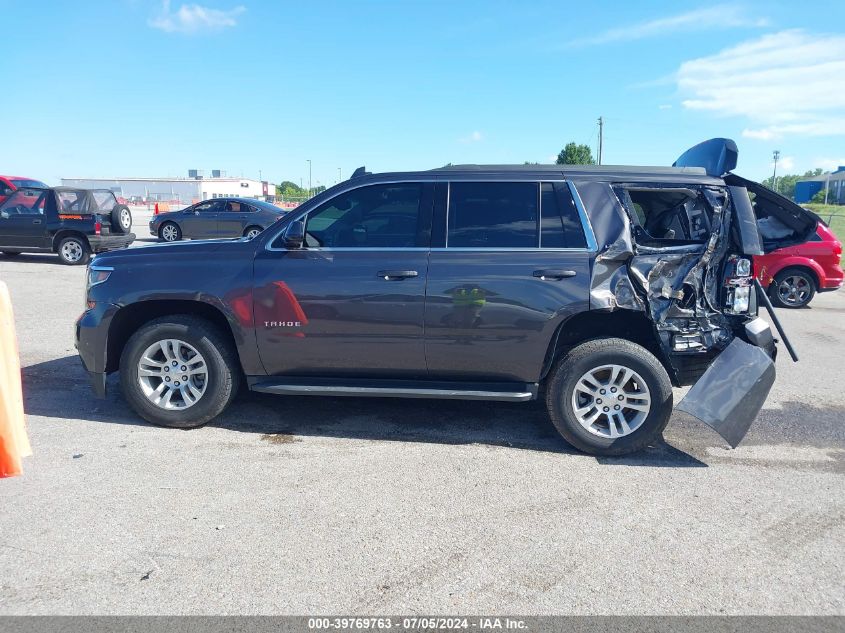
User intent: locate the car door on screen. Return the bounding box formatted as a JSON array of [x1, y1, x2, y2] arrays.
[[252, 181, 433, 377], [218, 200, 252, 237], [424, 180, 593, 383], [0, 189, 48, 248], [180, 200, 223, 238]]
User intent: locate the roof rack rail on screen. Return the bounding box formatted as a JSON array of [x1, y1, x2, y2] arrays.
[[350, 166, 371, 179]]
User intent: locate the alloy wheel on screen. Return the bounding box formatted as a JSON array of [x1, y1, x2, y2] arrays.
[[137, 339, 208, 410], [571, 364, 651, 438], [777, 275, 812, 306], [245, 228, 261, 239], [161, 224, 179, 241]]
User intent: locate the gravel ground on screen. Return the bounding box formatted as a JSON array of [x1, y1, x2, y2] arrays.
[[0, 250, 843, 615]]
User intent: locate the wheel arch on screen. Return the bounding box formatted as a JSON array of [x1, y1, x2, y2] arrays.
[[105, 299, 242, 374], [51, 230, 90, 252], [765, 259, 822, 289], [540, 310, 672, 383]]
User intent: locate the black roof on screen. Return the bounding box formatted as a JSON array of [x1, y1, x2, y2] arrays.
[[344, 163, 722, 186]]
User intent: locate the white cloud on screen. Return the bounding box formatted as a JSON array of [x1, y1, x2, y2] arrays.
[[775, 155, 795, 171], [149, 0, 246, 34], [658, 104, 672, 110], [814, 157, 845, 172], [677, 30, 845, 139], [568, 5, 768, 47], [459, 131, 484, 143]]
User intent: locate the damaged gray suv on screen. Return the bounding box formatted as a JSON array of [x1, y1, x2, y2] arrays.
[[77, 138, 801, 456]]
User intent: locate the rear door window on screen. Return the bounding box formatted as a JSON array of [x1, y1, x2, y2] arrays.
[[447, 182, 538, 248], [617, 186, 715, 245], [540, 183, 588, 248]]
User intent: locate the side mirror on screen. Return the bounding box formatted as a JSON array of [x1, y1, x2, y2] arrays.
[[0, 210, 8, 220], [285, 220, 305, 249]]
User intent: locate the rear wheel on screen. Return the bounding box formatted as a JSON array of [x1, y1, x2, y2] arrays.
[[119, 315, 240, 428], [57, 236, 90, 265], [243, 226, 262, 239], [544, 338, 672, 455], [159, 222, 182, 242], [770, 268, 815, 308]]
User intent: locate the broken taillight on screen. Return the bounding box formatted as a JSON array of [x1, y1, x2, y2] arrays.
[[723, 256, 752, 314]]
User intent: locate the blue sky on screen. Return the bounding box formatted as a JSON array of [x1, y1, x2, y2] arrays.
[[2, 0, 844, 187]]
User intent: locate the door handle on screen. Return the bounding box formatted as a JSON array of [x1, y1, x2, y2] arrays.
[[533, 269, 576, 280], [32, 219, 42, 225], [377, 270, 418, 280]]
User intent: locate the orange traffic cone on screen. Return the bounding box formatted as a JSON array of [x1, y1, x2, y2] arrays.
[[0, 281, 31, 478]]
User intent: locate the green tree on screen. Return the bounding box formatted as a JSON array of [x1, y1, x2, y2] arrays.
[[811, 189, 829, 204], [556, 142, 595, 165], [760, 169, 824, 200]]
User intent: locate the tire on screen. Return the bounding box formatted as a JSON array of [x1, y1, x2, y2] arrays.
[[2, 251, 22, 257], [544, 338, 673, 456], [243, 226, 263, 239], [111, 204, 133, 234], [770, 267, 816, 308], [56, 236, 90, 265], [119, 315, 241, 429], [159, 222, 182, 242]]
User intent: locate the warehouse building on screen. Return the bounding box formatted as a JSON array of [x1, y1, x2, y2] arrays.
[[794, 166, 845, 204], [61, 170, 276, 206]]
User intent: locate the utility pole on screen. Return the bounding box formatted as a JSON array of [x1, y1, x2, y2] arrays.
[[338, 167, 342, 183], [258, 169, 262, 181], [307, 159, 312, 199], [772, 150, 780, 193], [597, 116, 604, 166], [825, 171, 830, 204]]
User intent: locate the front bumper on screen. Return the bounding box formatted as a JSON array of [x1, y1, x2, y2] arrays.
[[676, 317, 777, 448], [75, 302, 119, 399], [89, 233, 135, 252]]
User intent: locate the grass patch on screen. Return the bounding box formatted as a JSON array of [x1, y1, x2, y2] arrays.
[[804, 203, 845, 239]]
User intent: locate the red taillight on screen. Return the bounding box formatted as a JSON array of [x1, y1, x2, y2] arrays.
[[94, 222, 101, 235]]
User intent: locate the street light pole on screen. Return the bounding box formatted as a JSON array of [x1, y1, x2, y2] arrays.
[[338, 167, 342, 183], [772, 150, 780, 193], [307, 159, 312, 199]]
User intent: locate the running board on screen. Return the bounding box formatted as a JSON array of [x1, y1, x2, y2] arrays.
[[248, 378, 538, 402]]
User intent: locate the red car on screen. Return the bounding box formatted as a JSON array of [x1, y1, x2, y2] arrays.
[[727, 175, 843, 308], [0, 175, 49, 205]]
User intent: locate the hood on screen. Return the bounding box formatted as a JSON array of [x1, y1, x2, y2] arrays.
[[91, 238, 246, 265]]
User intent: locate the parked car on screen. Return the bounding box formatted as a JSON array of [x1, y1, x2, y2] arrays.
[[752, 207, 842, 307], [0, 187, 135, 264], [76, 139, 789, 456], [149, 197, 286, 242], [0, 175, 49, 206]]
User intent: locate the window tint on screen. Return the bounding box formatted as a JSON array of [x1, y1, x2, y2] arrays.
[[304, 183, 423, 248], [540, 183, 587, 248], [448, 182, 538, 248]]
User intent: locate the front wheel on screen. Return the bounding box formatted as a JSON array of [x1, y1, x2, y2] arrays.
[[119, 316, 241, 428], [57, 236, 90, 265], [544, 338, 673, 456], [159, 222, 182, 242]]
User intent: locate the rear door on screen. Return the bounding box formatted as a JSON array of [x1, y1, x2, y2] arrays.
[[218, 200, 252, 237], [424, 180, 593, 383], [253, 181, 433, 377], [180, 200, 223, 238]]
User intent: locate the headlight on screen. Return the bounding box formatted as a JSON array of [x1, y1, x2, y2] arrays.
[[88, 265, 113, 287], [731, 286, 750, 313], [735, 258, 751, 277]]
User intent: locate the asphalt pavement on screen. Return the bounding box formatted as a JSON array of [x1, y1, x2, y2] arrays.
[[0, 249, 842, 615]]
